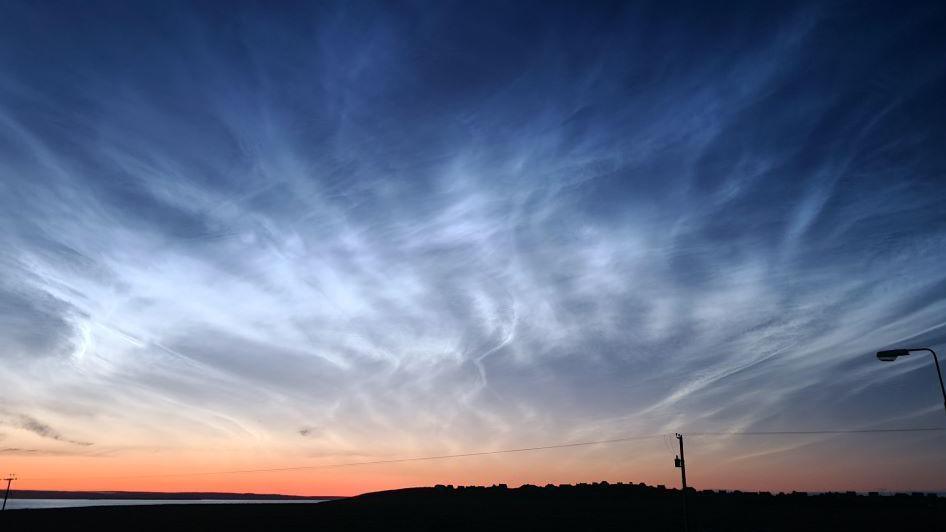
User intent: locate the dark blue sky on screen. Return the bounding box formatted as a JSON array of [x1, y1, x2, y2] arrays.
[[1, 1, 945, 492]]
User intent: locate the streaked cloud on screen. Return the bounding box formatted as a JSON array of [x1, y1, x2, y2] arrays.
[[0, 1, 944, 492]]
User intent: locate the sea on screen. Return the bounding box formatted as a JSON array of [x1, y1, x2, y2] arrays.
[[4, 499, 328, 510]]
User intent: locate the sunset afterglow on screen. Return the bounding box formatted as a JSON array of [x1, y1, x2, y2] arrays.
[[1, 1, 945, 498]]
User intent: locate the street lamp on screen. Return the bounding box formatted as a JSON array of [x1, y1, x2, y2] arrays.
[[876, 348, 946, 415]]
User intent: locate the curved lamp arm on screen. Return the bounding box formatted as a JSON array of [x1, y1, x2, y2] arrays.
[[912, 348, 946, 416]]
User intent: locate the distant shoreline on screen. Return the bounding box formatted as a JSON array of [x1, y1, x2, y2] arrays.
[[7, 490, 346, 500], [4, 483, 945, 532]]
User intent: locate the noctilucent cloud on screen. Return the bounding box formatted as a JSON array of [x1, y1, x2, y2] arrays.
[[1, 1, 945, 495]]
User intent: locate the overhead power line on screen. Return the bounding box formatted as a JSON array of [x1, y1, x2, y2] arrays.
[[684, 427, 946, 436], [21, 434, 667, 481], [17, 426, 945, 482]]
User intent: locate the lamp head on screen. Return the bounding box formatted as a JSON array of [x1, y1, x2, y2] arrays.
[[877, 349, 911, 362]]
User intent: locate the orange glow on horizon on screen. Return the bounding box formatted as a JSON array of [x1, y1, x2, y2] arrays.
[[6, 440, 945, 496]]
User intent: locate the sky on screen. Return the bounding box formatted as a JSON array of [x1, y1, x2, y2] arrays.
[[1, 1, 945, 496]]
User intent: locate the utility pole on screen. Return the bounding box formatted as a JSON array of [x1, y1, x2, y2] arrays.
[[674, 434, 689, 532], [2, 474, 15, 511]]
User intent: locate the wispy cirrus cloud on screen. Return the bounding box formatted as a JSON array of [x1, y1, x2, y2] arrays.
[[0, 1, 944, 491]]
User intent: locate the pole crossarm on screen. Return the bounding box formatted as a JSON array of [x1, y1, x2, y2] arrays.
[[2, 474, 15, 511], [675, 433, 689, 532]]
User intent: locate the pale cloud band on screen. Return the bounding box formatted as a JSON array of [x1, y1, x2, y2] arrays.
[[0, 1, 944, 492]]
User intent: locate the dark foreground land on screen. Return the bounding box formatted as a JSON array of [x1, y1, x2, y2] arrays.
[[3, 482, 944, 531]]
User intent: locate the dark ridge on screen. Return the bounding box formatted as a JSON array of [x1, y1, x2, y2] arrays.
[[3, 481, 944, 531]]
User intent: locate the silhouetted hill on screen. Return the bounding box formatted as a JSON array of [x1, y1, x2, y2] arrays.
[[4, 482, 944, 531]]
